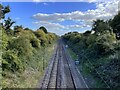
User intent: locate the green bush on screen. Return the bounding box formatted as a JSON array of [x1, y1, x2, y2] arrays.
[[46, 33, 56, 44], [34, 30, 48, 46], [30, 38, 40, 48], [39, 26, 48, 33], [2, 50, 23, 72], [8, 37, 33, 57], [20, 30, 41, 48], [1, 4, 58, 88], [62, 30, 119, 88], [2, 29, 9, 50]]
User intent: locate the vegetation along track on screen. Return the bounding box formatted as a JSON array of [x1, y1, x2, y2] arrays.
[[39, 40, 88, 89]]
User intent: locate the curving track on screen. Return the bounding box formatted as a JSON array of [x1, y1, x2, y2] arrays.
[[39, 40, 88, 89]]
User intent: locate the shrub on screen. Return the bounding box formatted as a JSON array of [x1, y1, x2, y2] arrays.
[[8, 36, 33, 57], [39, 26, 48, 33], [2, 50, 23, 72], [34, 30, 48, 46], [2, 29, 9, 50], [30, 38, 40, 48]]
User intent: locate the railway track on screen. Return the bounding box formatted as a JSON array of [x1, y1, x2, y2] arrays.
[[39, 40, 88, 89]]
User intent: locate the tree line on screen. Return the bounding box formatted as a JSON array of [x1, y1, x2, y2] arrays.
[[0, 4, 57, 74], [62, 12, 120, 88]]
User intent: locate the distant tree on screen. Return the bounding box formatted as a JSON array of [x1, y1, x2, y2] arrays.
[[24, 27, 31, 31], [73, 31, 79, 33], [0, 4, 3, 19], [4, 17, 15, 30], [0, 4, 10, 19], [34, 30, 48, 46], [70, 34, 81, 44], [0, 4, 15, 35], [14, 25, 23, 30], [68, 32, 72, 34], [92, 19, 111, 35], [39, 26, 48, 33], [83, 30, 91, 36], [110, 12, 120, 40], [14, 25, 24, 36]]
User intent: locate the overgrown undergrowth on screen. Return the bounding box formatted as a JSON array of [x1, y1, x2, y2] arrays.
[[1, 4, 58, 88], [2, 43, 56, 88], [62, 12, 120, 88]]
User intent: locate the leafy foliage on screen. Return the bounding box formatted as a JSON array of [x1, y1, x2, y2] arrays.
[[2, 50, 23, 72], [1, 4, 57, 74], [39, 26, 48, 33], [4, 17, 15, 31], [92, 19, 111, 34], [0, 4, 10, 19], [110, 12, 120, 40], [62, 13, 120, 88], [8, 37, 33, 57], [34, 29, 48, 46]]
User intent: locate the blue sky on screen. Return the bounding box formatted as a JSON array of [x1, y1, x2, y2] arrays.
[[2, 0, 119, 35]]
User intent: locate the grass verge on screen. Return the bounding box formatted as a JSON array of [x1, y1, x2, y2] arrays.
[[67, 48, 78, 60], [67, 47, 107, 88]]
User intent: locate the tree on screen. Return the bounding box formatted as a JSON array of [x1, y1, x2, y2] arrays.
[[4, 17, 15, 31], [14, 25, 24, 35], [34, 30, 48, 46], [0, 4, 10, 19], [92, 19, 111, 35], [83, 30, 91, 36], [0, 4, 15, 32], [14, 25, 23, 30], [0, 4, 3, 19], [0, 4, 15, 35], [24, 27, 32, 31], [110, 12, 120, 40], [39, 26, 48, 33]]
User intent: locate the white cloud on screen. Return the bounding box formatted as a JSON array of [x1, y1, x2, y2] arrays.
[[2, 0, 119, 35], [32, 0, 119, 35], [1, 0, 119, 2], [33, 0, 41, 2], [33, 0, 119, 22], [33, 21, 92, 35], [87, 0, 97, 3], [32, 0, 120, 3], [33, 21, 65, 29], [66, 24, 91, 29], [33, 21, 70, 35], [33, 21, 65, 32], [43, 2, 48, 5]]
